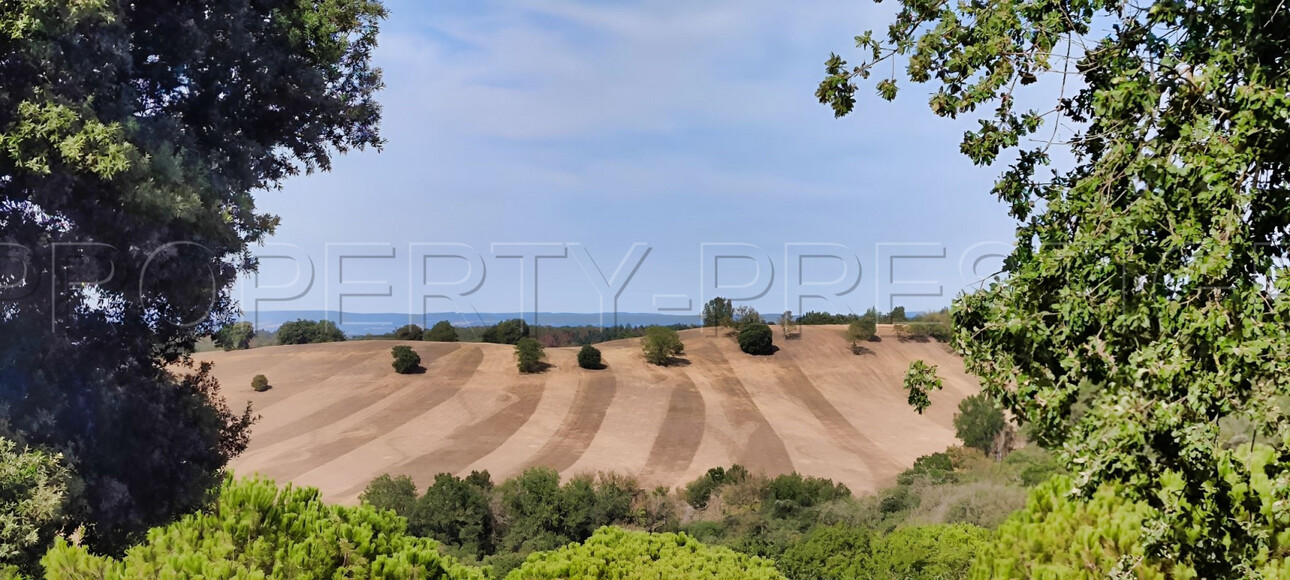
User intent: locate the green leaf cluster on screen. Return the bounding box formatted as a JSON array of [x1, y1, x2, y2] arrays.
[[515, 338, 546, 373], [640, 326, 685, 366], [394, 324, 424, 341], [277, 319, 347, 345], [738, 322, 775, 355], [425, 321, 460, 342], [821, 0, 1290, 568], [391, 345, 422, 374], [0, 438, 68, 575]]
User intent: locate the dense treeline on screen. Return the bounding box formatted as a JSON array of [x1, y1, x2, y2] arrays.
[[215, 310, 958, 353], [276, 319, 348, 345], [360, 467, 680, 575], [349, 320, 701, 348], [354, 439, 1062, 578]]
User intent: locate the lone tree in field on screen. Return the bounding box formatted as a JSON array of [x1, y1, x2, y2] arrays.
[[738, 322, 775, 356], [702, 297, 734, 328], [393, 324, 423, 341], [424, 320, 459, 342], [821, 0, 1290, 571], [391, 346, 421, 374], [577, 345, 603, 370], [251, 375, 271, 393], [953, 394, 1006, 457], [778, 311, 797, 339], [0, 0, 383, 554], [731, 306, 762, 333], [214, 322, 255, 351], [847, 313, 876, 342], [641, 326, 685, 366], [515, 338, 546, 373]]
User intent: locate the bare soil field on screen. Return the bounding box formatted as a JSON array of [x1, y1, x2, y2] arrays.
[[196, 325, 979, 503]]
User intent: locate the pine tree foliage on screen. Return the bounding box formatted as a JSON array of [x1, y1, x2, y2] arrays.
[[41, 477, 485, 579], [505, 526, 785, 580]]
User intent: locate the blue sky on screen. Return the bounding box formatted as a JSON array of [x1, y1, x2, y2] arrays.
[[234, 0, 1024, 322]]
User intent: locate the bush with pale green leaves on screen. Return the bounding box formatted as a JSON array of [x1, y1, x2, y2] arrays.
[[0, 438, 68, 576], [40, 476, 485, 579], [506, 526, 784, 579]]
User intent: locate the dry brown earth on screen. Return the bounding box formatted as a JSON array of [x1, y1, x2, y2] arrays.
[[195, 324, 979, 503]]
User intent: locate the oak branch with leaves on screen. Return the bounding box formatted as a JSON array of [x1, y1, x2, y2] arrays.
[[821, 0, 1290, 575]]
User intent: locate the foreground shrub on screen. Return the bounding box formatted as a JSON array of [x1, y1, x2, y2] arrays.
[[515, 338, 545, 373], [250, 374, 270, 392], [576, 344, 602, 369], [506, 526, 784, 579], [391, 345, 422, 374], [780, 523, 985, 580], [41, 477, 485, 579], [738, 322, 775, 355], [425, 320, 459, 342], [393, 324, 424, 341], [641, 326, 684, 366], [969, 475, 1180, 579], [0, 439, 68, 575]]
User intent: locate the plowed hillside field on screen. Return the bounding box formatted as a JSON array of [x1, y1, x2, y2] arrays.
[[197, 325, 979, 503]]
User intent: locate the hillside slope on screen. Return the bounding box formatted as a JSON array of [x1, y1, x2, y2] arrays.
[[196, 325, 979, 503]]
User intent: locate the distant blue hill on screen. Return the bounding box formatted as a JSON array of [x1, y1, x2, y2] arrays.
[[238, 311, 702, 335]]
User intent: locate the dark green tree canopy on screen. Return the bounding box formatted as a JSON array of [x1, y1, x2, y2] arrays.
[[0, 0, 385, 554], [737, 322, 775, 355], [393, 324, 424, 341], [953, 394, 1006, 456], [213, 322, 255, 351], [277, 319, 347, 345], [821, 0, 1290, 571], [391, 345, 422, 374], [577, 344, 603, 370], [484, 319, 530, 345], [515, 338, 545, 374], [702, 297, 734, 327], [425, 320, 459, 342]]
